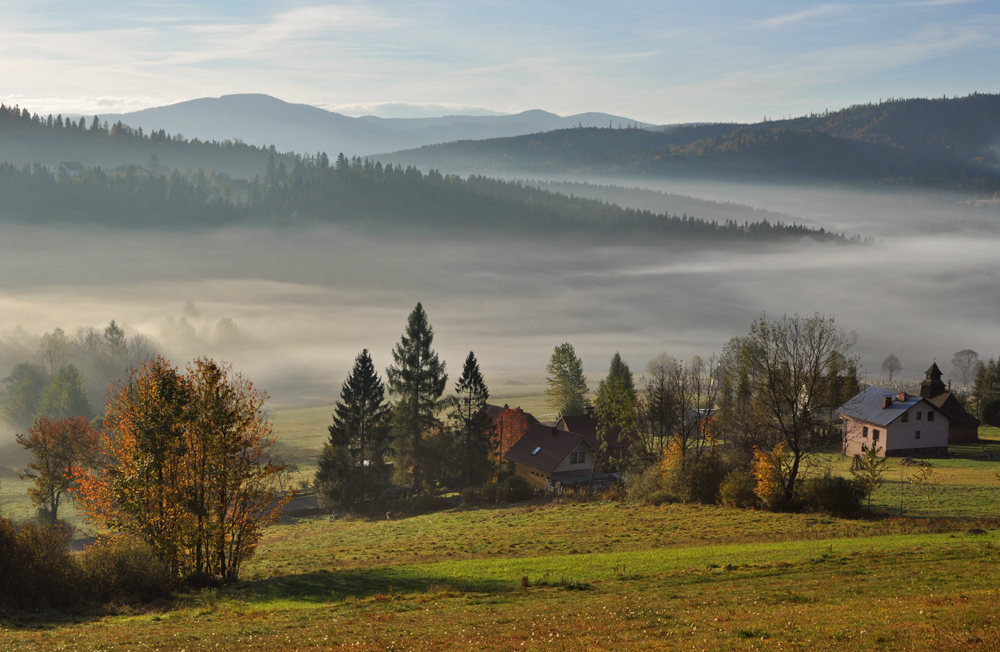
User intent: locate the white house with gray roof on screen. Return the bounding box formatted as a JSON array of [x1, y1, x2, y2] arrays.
[[839, 387, 950, 458]]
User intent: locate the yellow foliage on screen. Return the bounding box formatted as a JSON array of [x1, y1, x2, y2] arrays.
[[752, 441, 788, 508]]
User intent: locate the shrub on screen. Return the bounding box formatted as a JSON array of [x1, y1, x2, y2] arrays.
[[79, 536, 171, 603], [625, 463, 675, 505], [0, 517, 79, 611], [480, 476, 535, 504], [798, 473, 867, 517], [667, 453, 732, 504], [719, 469, 758, 508]]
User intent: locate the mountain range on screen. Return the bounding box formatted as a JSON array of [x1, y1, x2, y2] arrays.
[[93, 94, 651, 157], [382, 94, 1000, 188]]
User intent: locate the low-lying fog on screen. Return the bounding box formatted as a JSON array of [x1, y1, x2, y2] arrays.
[[1, 181, 998, 439]]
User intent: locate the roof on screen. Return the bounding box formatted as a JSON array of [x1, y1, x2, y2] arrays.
[[56, 161, 84, 171], [485, 403, 539, 425], [838, 387, 930, 427], [926, 392, 981, 429], [504, 422, 594, 474]]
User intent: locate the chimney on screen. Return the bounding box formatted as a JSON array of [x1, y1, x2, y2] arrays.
[[897, 391, 907, 402], [585, 405, 595, 417], [882, 396, 892, 409]]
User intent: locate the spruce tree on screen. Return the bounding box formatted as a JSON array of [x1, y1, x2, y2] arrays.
[[316, 349, 392, 511], [386, 303, 447, 490], [449, 351, 491, 488]]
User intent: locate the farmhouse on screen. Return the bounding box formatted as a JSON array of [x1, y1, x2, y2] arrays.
[[556, 407, 628, 460], [55, 161, 84, 178], [504, 421, 603, 491], [839, 387, 949, 457]]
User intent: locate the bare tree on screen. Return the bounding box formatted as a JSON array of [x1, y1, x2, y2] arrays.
[[951, 349, 980, 390], [881, 354, 902, 383], [725, 314, 857, 505]]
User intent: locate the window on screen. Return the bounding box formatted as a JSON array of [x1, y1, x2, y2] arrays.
[[916, 411, 922, 420], [570, 451, 586, 464], [915, 430, 921, 440], [862, 426, 868, 438], [928, 411, 935, 422], [901, 412, 909, 423], [873, 429, 880, 442]]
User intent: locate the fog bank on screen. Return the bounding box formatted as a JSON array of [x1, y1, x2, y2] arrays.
[[0, 184, 997, 419]]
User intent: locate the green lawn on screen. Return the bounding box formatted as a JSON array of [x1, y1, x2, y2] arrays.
[[3, 501, 999, 651]]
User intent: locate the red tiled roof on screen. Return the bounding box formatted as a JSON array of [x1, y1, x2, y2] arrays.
[[504, 422, 593, 474]]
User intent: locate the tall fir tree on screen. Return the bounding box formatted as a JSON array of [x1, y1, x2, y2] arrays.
[[386, 303, 447, 490], [545, 343, 588, 417], [449, 351, 492, 488], [316, 349, 393, 511]]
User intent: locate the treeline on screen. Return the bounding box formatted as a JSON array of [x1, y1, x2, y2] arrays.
[[384, 93, 1000, 189], [0, 103, 292, 178], [0, 157, 849, 242]]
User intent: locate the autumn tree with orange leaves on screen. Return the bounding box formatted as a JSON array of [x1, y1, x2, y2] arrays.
[[16, 416, 98, 523], [74, 357, 291, 581]]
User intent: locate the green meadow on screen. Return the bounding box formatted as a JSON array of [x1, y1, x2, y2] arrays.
[[2, 403, 1000, 650]]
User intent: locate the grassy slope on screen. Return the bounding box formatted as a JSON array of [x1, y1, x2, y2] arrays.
[[3, 403, 1000, 650], [3, 502, 999, 650]]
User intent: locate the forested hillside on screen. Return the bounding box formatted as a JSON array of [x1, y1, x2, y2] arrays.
[[0, 103, 292, 178], [384, 94, 1000, 189], [0, 156, 846, 241]]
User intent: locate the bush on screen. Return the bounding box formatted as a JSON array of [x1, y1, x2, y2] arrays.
[[719, 469, 758, 508], [0, 517, 79, 611], [625, 463, 675, 505], [480, 475, 535, 504], [667, 453, 732, 504], [798, 473, 867, 517], [79, 536, 171, 603]]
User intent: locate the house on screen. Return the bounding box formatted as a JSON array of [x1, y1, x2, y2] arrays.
[[556, 407, 628, 460], [55, 161, 84, 178], [503, 421, 606, 491], [917, 362, 980, 443], [839, 388, 949, 457]]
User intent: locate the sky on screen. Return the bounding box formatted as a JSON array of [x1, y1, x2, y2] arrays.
[[1, 0, 998, 122]]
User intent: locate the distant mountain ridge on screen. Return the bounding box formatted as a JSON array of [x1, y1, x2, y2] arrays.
[[93, 94, 652, 157], [382, 94, 1000, 189]]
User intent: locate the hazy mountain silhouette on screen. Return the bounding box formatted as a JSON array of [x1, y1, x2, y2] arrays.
[[383, 94, 1000, 188], [95, 94, 649, 156]]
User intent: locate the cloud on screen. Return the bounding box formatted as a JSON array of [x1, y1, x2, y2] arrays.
[[758, 4, 849, 27]]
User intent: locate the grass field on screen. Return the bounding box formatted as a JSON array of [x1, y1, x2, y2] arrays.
[[3, 402, 1000, 650], [2, 501, 999, 650]]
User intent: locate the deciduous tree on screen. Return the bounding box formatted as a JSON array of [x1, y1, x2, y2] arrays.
[[881, 354, 902, 383], [75, 357, 290, 581], [16, 416, 98, 523], [951, 349, 980, 389], [545, 343, 588, 417], [725, 314, 857, 504], [494, 407, 529, 475]]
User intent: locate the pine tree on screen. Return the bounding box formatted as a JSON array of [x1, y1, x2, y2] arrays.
[[545, 343, 588, 417], [386, 303, 447, 490], [316, 349, 393, 510], [449, 351, 491, 488]]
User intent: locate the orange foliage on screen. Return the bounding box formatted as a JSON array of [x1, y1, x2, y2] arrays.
[[74, 357, 292, 581], [494, 407, 529, 461], [16, 416, 98, 523]]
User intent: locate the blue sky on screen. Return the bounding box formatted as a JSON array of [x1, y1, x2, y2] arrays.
[[1, 0, 998, 122]]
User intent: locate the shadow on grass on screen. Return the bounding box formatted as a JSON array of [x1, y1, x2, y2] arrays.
[[234, 567, 512, 604]]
